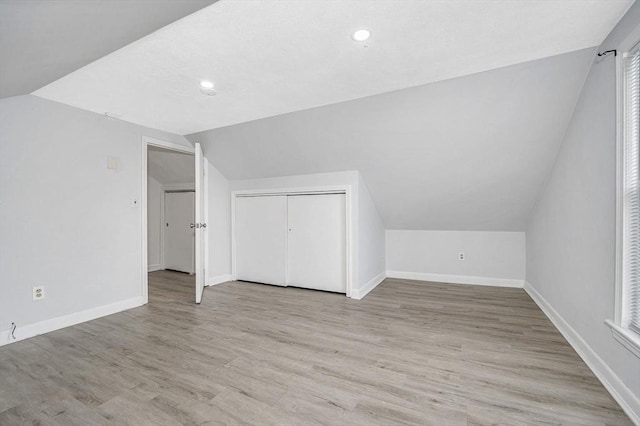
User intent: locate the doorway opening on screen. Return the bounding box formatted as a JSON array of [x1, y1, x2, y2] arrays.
[[142, 137, 207, 305], [147, 145, 195, 304]]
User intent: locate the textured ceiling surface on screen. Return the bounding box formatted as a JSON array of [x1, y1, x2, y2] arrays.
[[33, 0, 632, 134], [0, 0, 216, 98], [189, 49, 597, 231]]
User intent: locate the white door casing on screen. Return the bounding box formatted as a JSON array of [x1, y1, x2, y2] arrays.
[[142, 136, 196, 305]]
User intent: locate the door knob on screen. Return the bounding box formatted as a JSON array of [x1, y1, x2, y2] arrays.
[[190, 223, 195, 229]]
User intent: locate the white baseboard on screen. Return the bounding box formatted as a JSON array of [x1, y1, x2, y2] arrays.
[[148, 264, 163, 272], [351, 271, 386, 300], [524, 281, 639, 425], [386, 270, 524, 288], [0, 296, 145, 347], [208, 274, 233, 286]]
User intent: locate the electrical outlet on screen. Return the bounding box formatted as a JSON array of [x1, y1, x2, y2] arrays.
[[33, 286, 45, 301], [458, 252, 465, 261]]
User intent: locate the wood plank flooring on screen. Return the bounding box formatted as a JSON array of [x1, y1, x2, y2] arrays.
[[0, 271, 631, 425]]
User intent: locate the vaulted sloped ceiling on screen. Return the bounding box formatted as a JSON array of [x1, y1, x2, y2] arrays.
[[32, 0, 632, 135], [10, 1, 632, 231], [188, 48, 597, 231], [0, 0, 216, 98], [148, 147, 195, 185]]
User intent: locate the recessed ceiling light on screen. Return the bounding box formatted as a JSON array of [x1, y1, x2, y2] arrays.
[[352, 29, 371, 42], [200, 80, 216, 96]]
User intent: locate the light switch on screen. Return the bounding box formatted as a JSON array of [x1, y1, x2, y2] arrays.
[[107, 156, 119, 170]]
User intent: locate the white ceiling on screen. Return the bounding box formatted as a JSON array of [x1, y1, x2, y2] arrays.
[[189, 48, 596, 231], [33, 0, 632, 135], [0, 0, 216, 99], [148, 147, 195, 185]]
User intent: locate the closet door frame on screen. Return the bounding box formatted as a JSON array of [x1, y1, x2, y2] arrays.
[[231, 185, 354, 298]]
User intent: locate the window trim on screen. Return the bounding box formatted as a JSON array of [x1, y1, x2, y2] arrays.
[[611, 34, 640, 358], [606, 320, 640, 358]]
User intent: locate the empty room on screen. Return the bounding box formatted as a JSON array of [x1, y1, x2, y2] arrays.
[[1, 0, 639, 424]]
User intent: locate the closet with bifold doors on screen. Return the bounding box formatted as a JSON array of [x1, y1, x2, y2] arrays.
[[235, 192, 347, 293]]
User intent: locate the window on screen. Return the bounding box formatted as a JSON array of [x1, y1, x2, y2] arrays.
[[622, 42, 640, 334], [611, 40, 640, 357]]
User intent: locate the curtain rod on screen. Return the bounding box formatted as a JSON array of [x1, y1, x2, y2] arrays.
[[597, 49, 617, 58]]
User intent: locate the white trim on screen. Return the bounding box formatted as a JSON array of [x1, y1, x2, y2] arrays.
[[352, 271, 386, 300], [143, 136, 195, 154], [231, 185, 355, 298], [606, 319, 640, 359], [524, 281, 640, 425], [386, 271, 524, 288], [615, 38, 626, 326], [208, 274, 233, 286], [141, 139, 149, 304], [159, 186, 166, 270], [233, 187, 347, 197], [0, 297, 144, 346], [163, 183, 196, 191], [203, 161, 210, 290], [614, 34, 640, 334], [148, 264, 163, 272]]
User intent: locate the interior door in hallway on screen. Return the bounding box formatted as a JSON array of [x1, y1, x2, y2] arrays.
[[164, 191, 195, 274]]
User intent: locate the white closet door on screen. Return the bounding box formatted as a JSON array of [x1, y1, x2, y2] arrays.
[[235, 195, 287, 286], [287, 194, 346, 293], [164, 192, 195, 274]]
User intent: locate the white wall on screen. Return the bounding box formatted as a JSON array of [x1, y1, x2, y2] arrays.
[[147, 175, 163, 270], [357, 175, 386, 296], [525, 2, 640, 420], [0, 95, 192, 345], [189, 48, 596, 232], [386, 230, 526, 286], [230, 170, 360, 192]]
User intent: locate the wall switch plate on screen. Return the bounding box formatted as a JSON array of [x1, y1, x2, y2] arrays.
[[107, 156, 119, 170], [33, 286, 45, 301], [458, 252, 465, 261]]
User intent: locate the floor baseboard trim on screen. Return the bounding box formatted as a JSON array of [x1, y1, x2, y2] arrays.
[[386, 271, 524, 288], [148, 264, 163, 272], [352, 271, 386, 300], [524, 281, 640, 425], [208, 274, 233, 286], [0, 296, 145, 347]]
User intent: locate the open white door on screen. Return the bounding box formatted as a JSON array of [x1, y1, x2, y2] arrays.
[[195, 143, 206, 304]]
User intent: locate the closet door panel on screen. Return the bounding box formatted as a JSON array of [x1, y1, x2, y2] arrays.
[[235, 196, 287, 286], [287, 194, 346, 293]]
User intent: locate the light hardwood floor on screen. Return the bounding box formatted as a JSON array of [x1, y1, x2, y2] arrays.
[[0, 271, 631, 425]]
